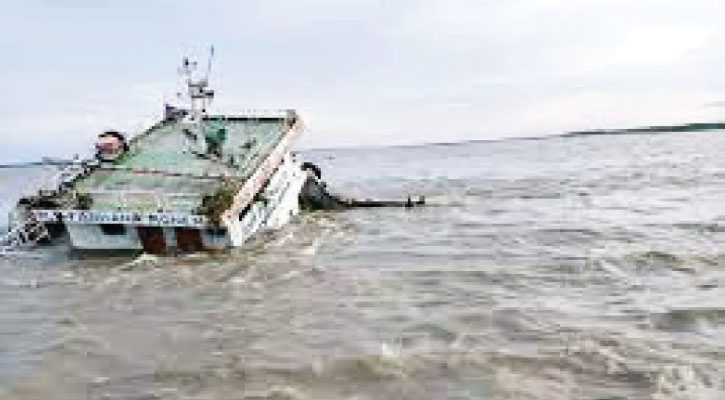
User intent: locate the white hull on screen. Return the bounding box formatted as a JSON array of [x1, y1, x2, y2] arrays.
[[62, 152, 306, 252]]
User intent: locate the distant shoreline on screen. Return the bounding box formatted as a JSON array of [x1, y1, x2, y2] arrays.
[[563, 122, 725, 138], [3, 122, 724, 164], [405, 122, 725, 150], [0, 159, 71, 169], [430, 122, 725, 147]]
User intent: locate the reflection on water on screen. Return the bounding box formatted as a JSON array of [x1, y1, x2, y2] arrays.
[[1, 131, 723, 399]]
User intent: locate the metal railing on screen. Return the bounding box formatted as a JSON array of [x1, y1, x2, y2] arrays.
[[1, 209, 49, 255], [83, 189, 203, 211]]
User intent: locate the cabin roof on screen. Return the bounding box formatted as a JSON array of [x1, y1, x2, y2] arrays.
[[73, 116, 289, 213]]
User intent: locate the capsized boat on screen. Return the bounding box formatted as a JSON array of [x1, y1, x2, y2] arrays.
[[2, 55, 308, 254]]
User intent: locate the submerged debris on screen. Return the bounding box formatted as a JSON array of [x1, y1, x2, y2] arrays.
[[119, 253, 160, 271], [299, 163, 425, 211]]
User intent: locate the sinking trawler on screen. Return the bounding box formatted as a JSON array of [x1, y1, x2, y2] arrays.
[[1, 55, 424, 256], [2, 54, 313, 254]]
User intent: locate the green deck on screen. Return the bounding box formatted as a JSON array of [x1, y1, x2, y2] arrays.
[[73, 116, 288, 213]]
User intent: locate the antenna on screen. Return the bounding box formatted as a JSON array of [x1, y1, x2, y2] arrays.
[[177, 47, 217, 155], [204, 45, 215, 83]]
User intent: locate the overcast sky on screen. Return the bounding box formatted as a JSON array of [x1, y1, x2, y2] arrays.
[[1, 0, 724, 162]]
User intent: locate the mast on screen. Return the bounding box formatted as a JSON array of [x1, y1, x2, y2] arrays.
[[178, 47, 216, 153]]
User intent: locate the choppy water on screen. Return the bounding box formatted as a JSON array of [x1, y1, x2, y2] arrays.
[[1, 131, 723, 399]]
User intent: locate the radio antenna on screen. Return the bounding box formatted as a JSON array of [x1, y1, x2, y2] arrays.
[[204, 45, 215, 83], [177, 47, 217, 153]]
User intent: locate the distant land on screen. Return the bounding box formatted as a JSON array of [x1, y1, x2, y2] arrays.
[[563, 122, 725, 138], [419, 121, 725, 149], [0, 157, 72, 169], [2, 122, 723, 166]]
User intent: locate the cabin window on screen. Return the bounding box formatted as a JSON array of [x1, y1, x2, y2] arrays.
[[205, 227, 227, 238], [100, 224, 126, 236]]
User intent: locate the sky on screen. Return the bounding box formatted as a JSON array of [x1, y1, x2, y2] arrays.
[[1, 0, 724, 162]]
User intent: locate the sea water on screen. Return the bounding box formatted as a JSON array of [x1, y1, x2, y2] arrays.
[[0, 131, 723, 399]]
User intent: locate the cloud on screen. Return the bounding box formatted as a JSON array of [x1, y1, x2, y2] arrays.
[[1, 0, 724, 161]]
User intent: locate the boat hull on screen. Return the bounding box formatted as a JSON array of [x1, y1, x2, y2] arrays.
[[51, 152, 305, 254]]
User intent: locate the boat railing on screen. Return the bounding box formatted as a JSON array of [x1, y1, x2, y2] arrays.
[[83, 190, 203, 212], [19, 160, 88, 199], [220, 109, 292, 119], [95, 166, 228, 180], [1, 208, 49, 253]]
